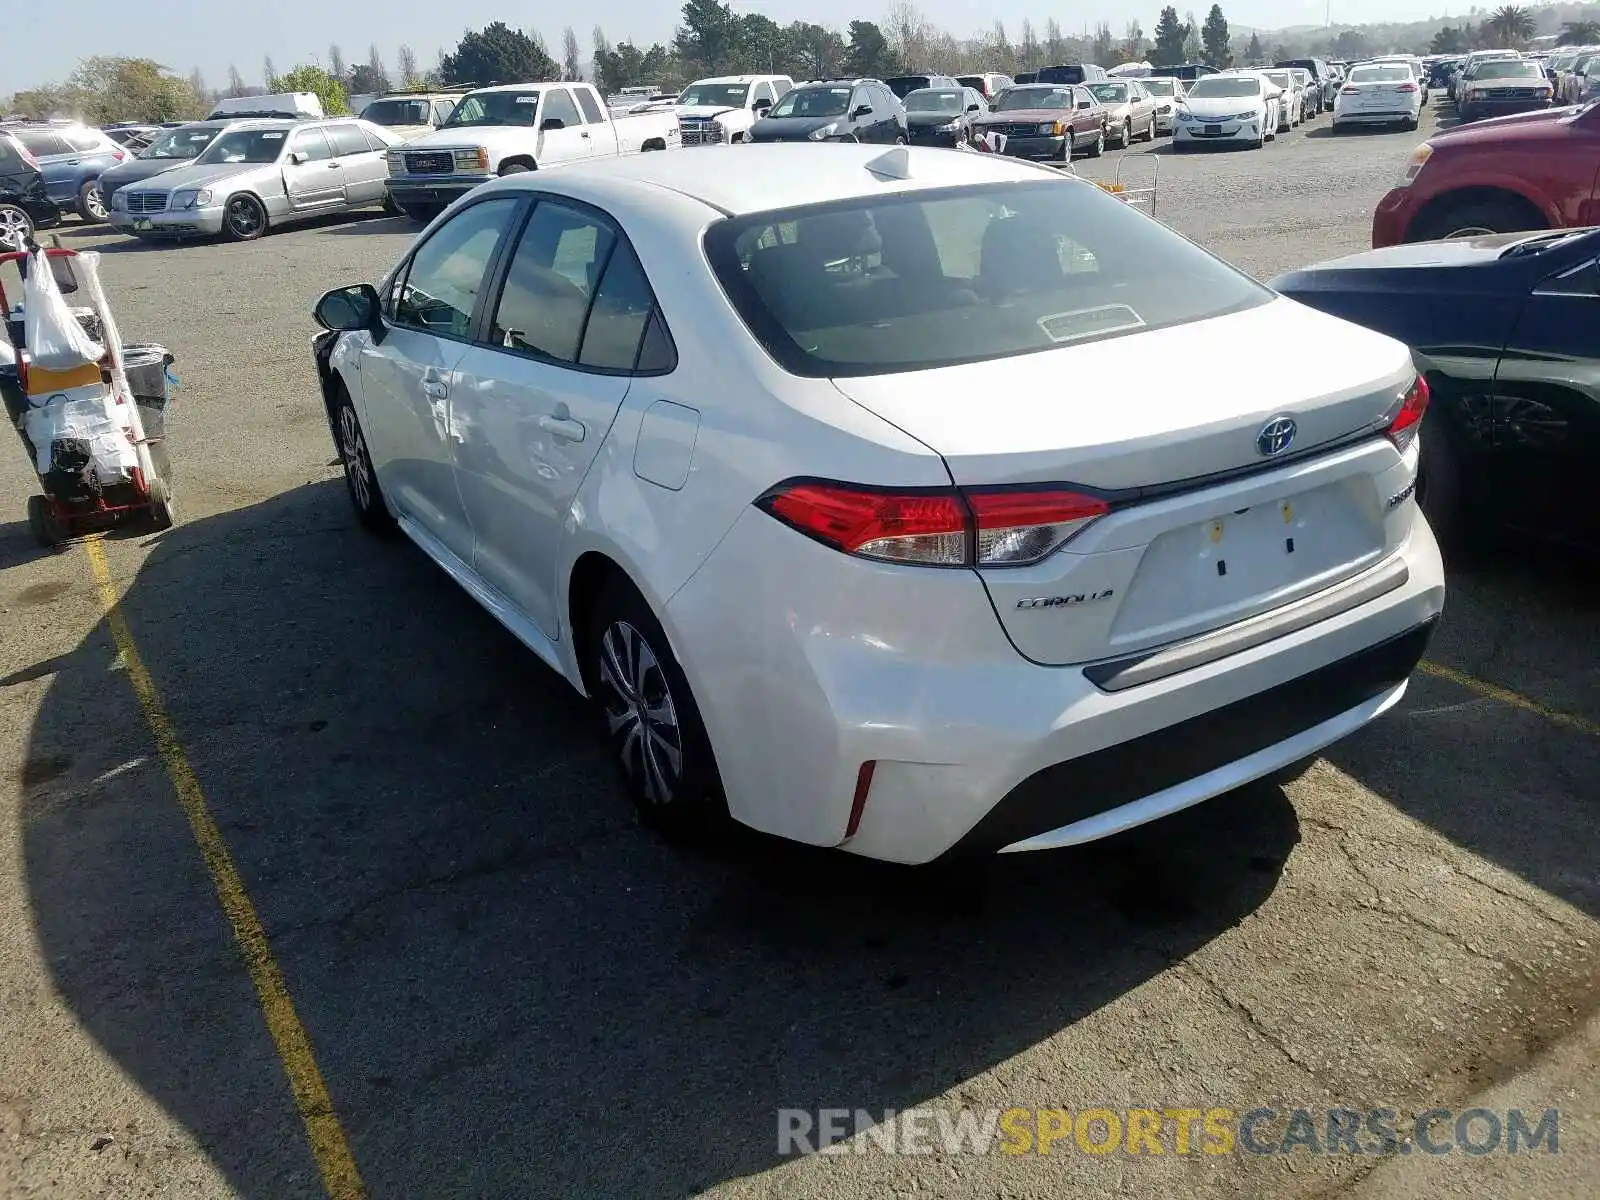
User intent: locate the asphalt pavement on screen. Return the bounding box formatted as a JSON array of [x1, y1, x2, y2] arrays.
[[0, 99, 1595, 1199]]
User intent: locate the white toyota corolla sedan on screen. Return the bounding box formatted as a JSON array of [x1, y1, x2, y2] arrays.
[[311, 144, 1444, 864]]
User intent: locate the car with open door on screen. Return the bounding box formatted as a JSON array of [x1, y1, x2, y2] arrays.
[[1273, 227, 1600, 555], [309, 144, 1443, 865]]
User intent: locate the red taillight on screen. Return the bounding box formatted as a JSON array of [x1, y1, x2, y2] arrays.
[[756, 480, 1109, 567], [112, 148, 126, 161], [1386, 375, 1430, 452], [1396, 83, 1419, 93], [1341, 86, 1360, 95]]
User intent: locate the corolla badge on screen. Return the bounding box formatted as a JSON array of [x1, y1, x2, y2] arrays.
[[1256, 415, 1297, 457]]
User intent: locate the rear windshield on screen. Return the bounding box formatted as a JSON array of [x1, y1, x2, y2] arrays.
[[1350, 66, 1412, 83], [884, 77, 933, 98], [362, 99, 433, 126], [1038, 66, 1088, 84], [704, 179, 1269, 378], [1187, 76, 1262, 98], [1143, 79, 1177, 96], [1472, 61, 1544, 80], [993, 87, 1073, 111]]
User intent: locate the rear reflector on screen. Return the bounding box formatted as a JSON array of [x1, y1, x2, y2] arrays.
[[756, 480, 1109, 567], [1385, 375, 1430, 453]]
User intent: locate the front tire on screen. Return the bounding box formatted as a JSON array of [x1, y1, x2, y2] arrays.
[[331, 381, 395, 534], [77, 180, 107, 223], [1085, 127, 1104, 158], [0, 203, 34, 252], [222, 194, 267, 241], [1411, 196, 1544, 242], [587, 577, 722, 833]]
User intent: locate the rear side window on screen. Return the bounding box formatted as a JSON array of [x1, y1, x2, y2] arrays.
[[325, 124, 372, 156], [705, 179, 1269, 379], [575, 88, 605, 124], [16, 132, 71, 157], [291, 128, 333, 161]]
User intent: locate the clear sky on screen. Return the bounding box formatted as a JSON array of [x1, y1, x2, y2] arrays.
[[1, 2, 1462, 93]]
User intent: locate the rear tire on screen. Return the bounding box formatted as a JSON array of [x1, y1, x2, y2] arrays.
[[1086, 128, 1104, 158], [77, 180, 107, 223], [0, 203, 34, 253], [1410, 196, 1544, 242], [586, 576, 723, 836]]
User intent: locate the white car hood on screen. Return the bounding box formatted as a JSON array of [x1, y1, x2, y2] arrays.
[[399, 125, 536, 151], [1182, 95, 1263, 118]]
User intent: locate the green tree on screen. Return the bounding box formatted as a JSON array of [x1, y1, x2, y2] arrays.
[[1487, 5, 1537, 47], [844, 20, 899, 78], [1153, 6, 1187, 64], [440, 22, 559, 86], [1560, 20, 1600, 45], [674, 0, 741, 75], [1430, 25, 1470, 54], [1246, 31, 1263, 64], [786, 22, 845, 79], [346, 46, 389, 96], [1201, 5, 1231, 67], [67, 57, 205, 122], [271, 64, 349, 114], [561, 28, 583, 81], [1330, 30, 1372, 60], [738, 13, 786, 72]]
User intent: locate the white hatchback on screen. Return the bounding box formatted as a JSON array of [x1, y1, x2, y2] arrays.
[[311, 144, 1445, 864]]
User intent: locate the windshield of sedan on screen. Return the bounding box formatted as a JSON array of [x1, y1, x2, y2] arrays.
[[1085, 83, 1130, 102], [993, 86, 1073, 110], [767, 87, 850, 117], [1186, 76, 1262, 98], [1142, 79, 1178, 96], [677, 83, 750, 107], [361, 99, 433, 126], [905, 89, 964, 113], [443, 91, 545, 127], [195, 129, 288, 164], [1263, 71, 1293, 89], [1471, 61, 1546, 81], [141, 127, 219, 159], [706, 179, 1269, 378]]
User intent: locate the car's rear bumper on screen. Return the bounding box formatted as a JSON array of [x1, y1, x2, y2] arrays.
[[1371, 186, 1420, 247], [666, 495, 1446, 865], [1333, 106, 1417, 124]]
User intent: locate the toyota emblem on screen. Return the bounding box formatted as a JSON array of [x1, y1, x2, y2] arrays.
[[1256, 416, 1297, 457]]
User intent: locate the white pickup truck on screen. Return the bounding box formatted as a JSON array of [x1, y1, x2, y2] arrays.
[[384, 81, 680, 219], [669, 74, 795, 144]]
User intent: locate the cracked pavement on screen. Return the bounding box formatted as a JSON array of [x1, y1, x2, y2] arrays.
[[1, 102, 1596, 1198]]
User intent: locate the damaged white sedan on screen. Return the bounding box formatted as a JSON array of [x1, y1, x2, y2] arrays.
[[312, 143, 1444, 864]]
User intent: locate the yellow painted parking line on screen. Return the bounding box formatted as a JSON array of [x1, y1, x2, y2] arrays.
[[1419, 659, 1600, 738], [83, 539, 367, 1200]]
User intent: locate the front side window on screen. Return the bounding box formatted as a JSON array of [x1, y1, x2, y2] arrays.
[[200, 129, 289, 164], [490, 202, 616, 362], [361, 99, 431, 127], [706, 179, 1269, 378], [541, 88, 582, 128], [394, 197, 521, 337]]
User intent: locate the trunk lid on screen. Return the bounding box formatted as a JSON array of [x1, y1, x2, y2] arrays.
[[830, 298, 1418, 666]]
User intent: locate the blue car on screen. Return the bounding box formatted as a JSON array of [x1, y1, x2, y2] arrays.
[[8, 123, 128, 224]]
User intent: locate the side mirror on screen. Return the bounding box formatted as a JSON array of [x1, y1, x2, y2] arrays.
[[540, 117, 565, 132], [288, 151, 307, 165], [967, 102, 981, 112], [753, 98, 772, 112], [851, 104, 873, 119], [314, 283, 382, 338], [1077, 100, 1092, 110]]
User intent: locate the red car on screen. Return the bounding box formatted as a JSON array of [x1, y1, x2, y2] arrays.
[[1371, 103, 1600, 246]]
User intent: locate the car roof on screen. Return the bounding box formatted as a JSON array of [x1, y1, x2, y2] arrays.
[[464, 82, 575, 94], [494, 142, 1068, 217], [688, 75, 789, 84]]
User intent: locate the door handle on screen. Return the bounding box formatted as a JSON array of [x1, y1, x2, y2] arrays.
[[536, 414, 586, 442], [580, 131, 591, 138], [422, 379, 448, 399], [328, 162, 341, 169]]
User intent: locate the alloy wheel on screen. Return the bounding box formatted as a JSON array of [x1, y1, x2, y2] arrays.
[[84, 185, 108, 220], [598, 620, 683, 806], [226, 197, 262, 238], [0, 206, 31, 252], [338, 404, 373, 511]]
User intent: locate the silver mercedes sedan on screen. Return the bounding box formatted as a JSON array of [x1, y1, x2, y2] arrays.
[[108, 118, 403, 241]]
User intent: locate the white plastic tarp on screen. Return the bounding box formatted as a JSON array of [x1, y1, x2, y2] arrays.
[[22, 249, 104, 371]]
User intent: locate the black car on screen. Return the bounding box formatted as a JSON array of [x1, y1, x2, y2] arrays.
[[883, 73, 960, 100], [1272, 229, 1600, 554], [1277, 58, 1339, 110], [902, 86, 986, 146], [0, 130, 60, 252], [749, 80, 907, 144]]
